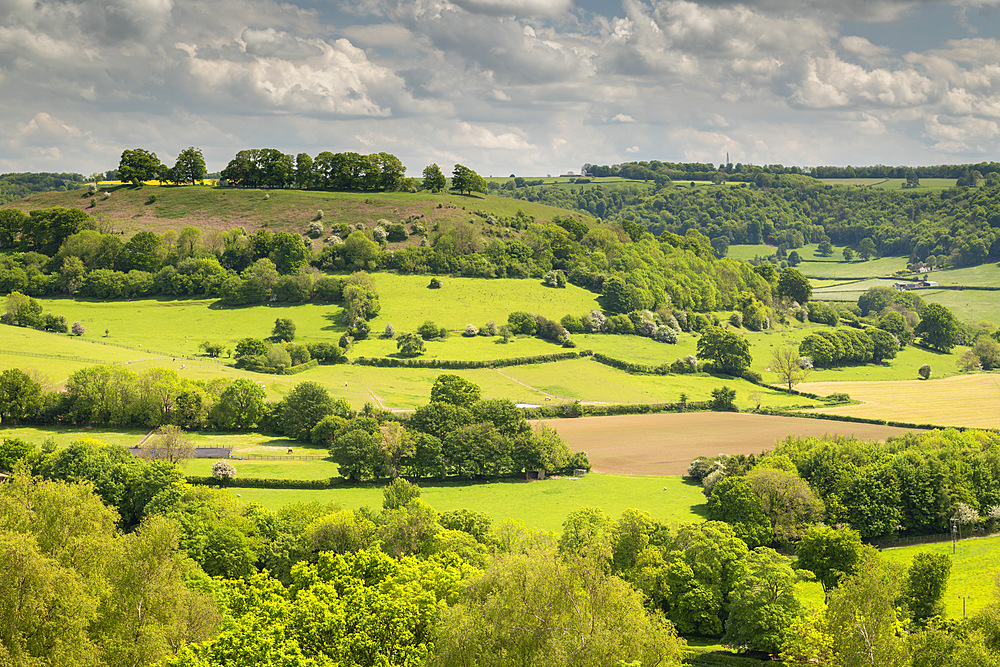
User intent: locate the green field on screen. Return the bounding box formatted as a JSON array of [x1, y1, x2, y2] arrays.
[[228, 473, 707, 534], [727, 243, 909, 279], [817, 178, 959, 191], [920, 263, 1000, 287], [883, 535, 1000, 619]]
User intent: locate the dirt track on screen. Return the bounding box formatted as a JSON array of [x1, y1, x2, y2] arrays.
[[537, 413, 923, 476]]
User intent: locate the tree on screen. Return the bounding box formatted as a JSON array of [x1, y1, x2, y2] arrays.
[[272, 317, 295, 341], [857, 237, 878, 261], [275, 381, 337, 440], [199, 341, 225, 358], [430, 374, 481, 407], [382, 476, 421, 510], [817, 238, 834, 257], [172, 147, 207, 185], [450, 164, 488, 196], [746, 466, 824, 544], [697, 326, 752, 375], [139, 424, 193, 464], [422, 163, 446, 192], [825, 552, 909, 667], [919, 363, 932, 379], [234, 337, 268, 359], [0, 368, 43, 424], [432, 546, 686, 667], [904, 552, 951, 623], [777, 267, 812, 304], [418, 320, 444, 340], [843, 247, 855, 262], [771, 345, 807, 390], [707, 476, 773, 548], [118, 148, 162, 185], [915, 303, 960, 352], [795, 525, 866, 599], [396, 331, 425, 357], [868, 327, 899, 363], [3, 291, 43, 327], [723, 547, 804, 657], [71, 321, 85, 336]]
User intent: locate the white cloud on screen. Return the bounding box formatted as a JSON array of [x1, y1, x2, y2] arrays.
[[612, 113, 635, 122], [625, 144, 640, 153], [839, 35, 891, 60], [458, 122, 535, 149], [451, 0, 574, 17]]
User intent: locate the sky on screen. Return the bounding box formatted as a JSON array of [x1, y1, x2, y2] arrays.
[[3, 0, 1000, 178]]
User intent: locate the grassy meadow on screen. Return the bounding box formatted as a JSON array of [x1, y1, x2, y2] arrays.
[[226, 473, 707, 533], [883, 535, 1000, 619]]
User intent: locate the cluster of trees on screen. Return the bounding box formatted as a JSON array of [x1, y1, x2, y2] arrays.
[[0, 171, 85, 204], [768, 430, 1000, 539], [118, 147, 208, 185], [689, 427, 1000, 545], [221, 149, 405, 191], [799, 326, 900, 367], [278, 375, 589, 481], [1, 291, 71, 333]]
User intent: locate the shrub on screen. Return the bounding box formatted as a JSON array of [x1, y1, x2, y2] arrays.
[[418, 321, 442, 340], [653, 326, 678, 344], [212, 460, 236, 480], [918, 364, 931, 380], [372, 226, 387, 244], [383, 323, 395, 338], [507, 311, 537, 336], [481, 320, 498, 336], [428, 277, 442, 289], [308, 221, 325, 238], [463, 324, 479, 337], [729, 311, 743, 328], [71, 321, 85, 336], [710, 387, 737, 411]]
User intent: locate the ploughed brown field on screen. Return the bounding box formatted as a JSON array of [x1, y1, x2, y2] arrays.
[[538, 413, 924, 475]]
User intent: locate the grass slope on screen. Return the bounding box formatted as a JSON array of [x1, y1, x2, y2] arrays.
[[882, 535, 1000, 619], [4, 185, 592, 238]]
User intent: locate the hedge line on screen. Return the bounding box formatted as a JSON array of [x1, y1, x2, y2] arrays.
[[591, 352, 669, 375], [521, 401, 711, 419], [757, 407, 955, 431], [352, 350, 589, 370], [187, 475, 337, 489], [285, 359, 319, 375]]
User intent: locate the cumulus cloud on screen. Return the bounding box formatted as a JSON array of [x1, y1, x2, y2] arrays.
[[612, 113, 635, 122], [625, 144, 640, 152], [458, 122, 535, 149]]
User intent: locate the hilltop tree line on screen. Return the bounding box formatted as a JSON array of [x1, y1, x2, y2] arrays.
[[0, 172, 86, 205]]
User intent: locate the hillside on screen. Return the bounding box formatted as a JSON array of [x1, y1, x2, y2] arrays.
[[4, 184, 593, 238]]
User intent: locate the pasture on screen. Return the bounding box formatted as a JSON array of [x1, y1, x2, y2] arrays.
[[882, 534, 1000, 619], [9, 185, 592, 238], [801, 374, 1000, 429], [227, 473, 707, 533], [538, 413, 925, 475]]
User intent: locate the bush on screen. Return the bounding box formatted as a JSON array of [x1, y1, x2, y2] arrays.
[[653, 325, 678, 344], [481, 320, 498, 336], [507, 311, 538, 336], [729, 311, 743, 328], [383, 323, 395, 338], [418, 321, 443, 340], [428, 277, 442, 289], [710, 386, 737, 411], [211, 460, 236, 481], [918, 364, 931, 380], [71, 321, 85, 336], [463, 324, 479, 337]]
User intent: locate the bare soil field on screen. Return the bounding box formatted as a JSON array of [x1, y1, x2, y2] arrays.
[[538, 413, 924, 475]]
